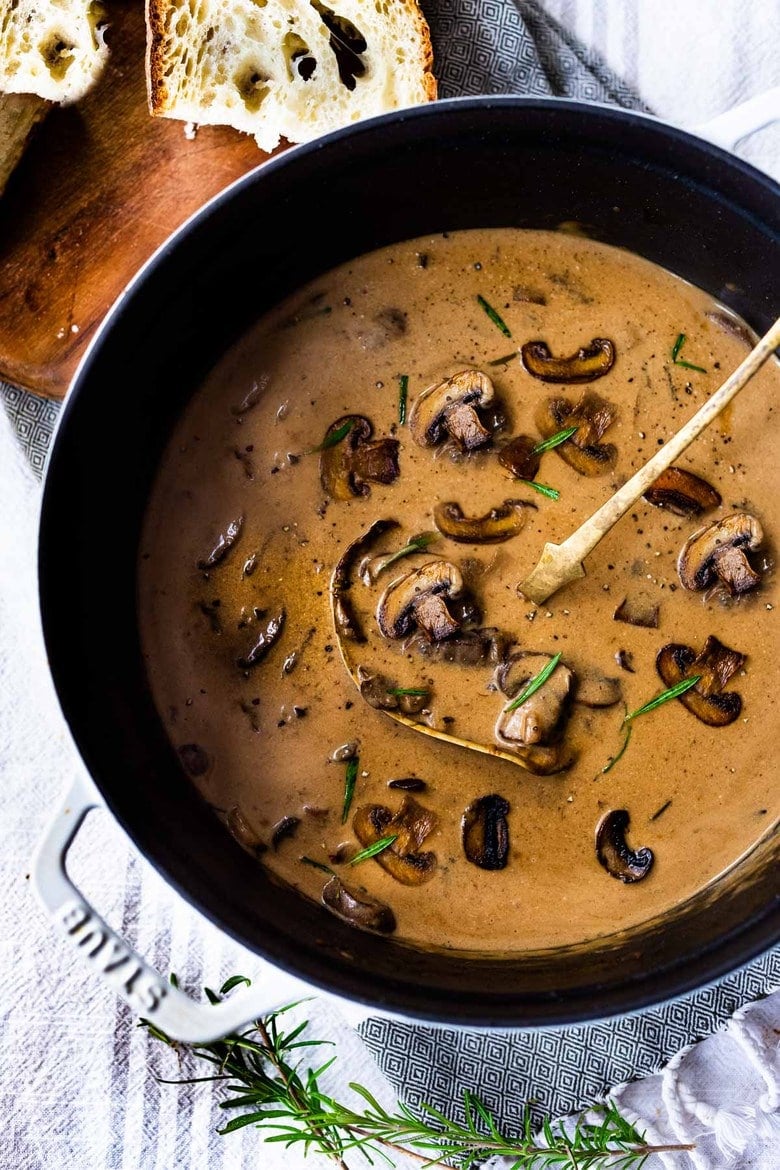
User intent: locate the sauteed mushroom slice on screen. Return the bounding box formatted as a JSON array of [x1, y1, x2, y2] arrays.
[[226, 805, 267, 857], [678, 513, 764, 595], [656, 636, 745, 727], [237, 609, 286, 669], [197, 514, 244, 569], [321, 875, 396, 934], [498, 435, 541, 482], [416, 627, 506, 666], [319, 415, 400, 500], [494, 652, 575, 774], [643, 467, 721, 518], [377, 560, 464, 642], [332, 519, 400, 643], [353, 799, 437, 885], [462, 795, 510, 870], [433, 500, 531, 544], [521, 338, 615, 383], [613, 596, 659, 629], [408, 370, 497, 452], [596, 810, 654, 883], [535, 393, 617, 477], [357, 668, 428, 714]]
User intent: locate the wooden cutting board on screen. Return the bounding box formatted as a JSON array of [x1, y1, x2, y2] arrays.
[[0, 1, 279, 399]]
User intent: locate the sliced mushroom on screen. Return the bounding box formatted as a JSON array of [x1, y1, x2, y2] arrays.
[[494, 652, 575, 774], [615, 649, 635, 674], [377, 561, 464, 642], [643, 466, 721, 518], [353, 799, 437, 885], [271, 815, 300, 848], [415, 627, 506, 667], [388, 778, 427, 792], [706, 309, 758, 349], [226, 805, 267, 857], [678, 513, 764, 595], [656, 636, 745, 727], [498, 435, 541, 481], [321, 875, 396, 934], [596, 810, 654, 883], [433, 500, 531, 544], [237, 609, 286, 669], [319, 415, 400, 500], [535, 393, 617, 476], [462, 795, 510, 870], [408, 370, 497, 452], [574, 671, 622, 707], [613, 595, 660, 629], [521, 338, 615, 383], [197, 515, 244, 569], [332, 519, 400, 643], [357, 668, 428, 715]]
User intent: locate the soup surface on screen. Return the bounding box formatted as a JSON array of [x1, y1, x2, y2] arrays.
[[139, 229, 778, 953]]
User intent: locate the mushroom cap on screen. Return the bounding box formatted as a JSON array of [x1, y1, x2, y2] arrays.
[[433, 499, 530, 544], [408, 370, 495, 450], [521, 337, 615, 384], [535, 393, 617, 477], [322, 875, 397, 933], [656, 637, 745, 726], [643, 466, 721, 517], [377, 560, 464, 640], [596, 810, 654, 883], [462, 794, 510, 870], [353, 800, 437, 885], [319, 415, 399, 500], [495, 652, 574, 746], [678, 512, 764, 594]]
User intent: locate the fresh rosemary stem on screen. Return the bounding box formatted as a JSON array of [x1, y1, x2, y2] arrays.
[[141, 979, 696, 1170]]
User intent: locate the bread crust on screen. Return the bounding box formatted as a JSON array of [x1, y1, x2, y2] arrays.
[[144, 0, 437, 144]]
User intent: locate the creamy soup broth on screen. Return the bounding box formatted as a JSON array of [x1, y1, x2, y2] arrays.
[[139, 229, 778, 952]]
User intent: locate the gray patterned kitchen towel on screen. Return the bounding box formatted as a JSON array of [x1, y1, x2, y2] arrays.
[[1, 0, 776, 1156]]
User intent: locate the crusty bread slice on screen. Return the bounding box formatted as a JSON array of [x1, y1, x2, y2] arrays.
[[0, 0, 108, 103], [146, 0, 436, 152]]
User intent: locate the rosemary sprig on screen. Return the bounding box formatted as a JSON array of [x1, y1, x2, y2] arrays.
[[307, 419, 354, 454], [387, 687, 430, 697], [671, 333, 707, 374], [504, 652, 562, 713], [398, 375, 409, 425], [476, 294, 512, 338], [342, 757, 359, 824], [601, 725, 632, 775], [533, 425, 578, 454], [370, 531, 438, 576], [624, 676, 701, 723], [142, 984, 695, 1169], [300, 856, 335, 875], [526, 481, 561, 501], [348, 835, 398, 865]]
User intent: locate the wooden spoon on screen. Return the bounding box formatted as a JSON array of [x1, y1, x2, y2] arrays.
[[517, 317, 780, 606]]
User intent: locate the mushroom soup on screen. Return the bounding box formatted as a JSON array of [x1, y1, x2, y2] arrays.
[[139, 228, 778, 952]]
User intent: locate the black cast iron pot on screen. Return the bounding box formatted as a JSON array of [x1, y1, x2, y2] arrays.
[[37, 98, 780, 1034]]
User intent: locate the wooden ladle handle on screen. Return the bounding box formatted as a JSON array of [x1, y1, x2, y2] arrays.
[[518, 317, 780, 604]]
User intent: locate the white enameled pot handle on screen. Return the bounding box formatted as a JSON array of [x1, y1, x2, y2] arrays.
[[32, 771, 313, 1043], [692, 86, 780, 152]]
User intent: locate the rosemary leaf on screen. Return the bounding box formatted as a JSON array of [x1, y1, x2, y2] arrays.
[[526, 481, 561, 501], [504, 653, 562, 713], [532, 425, 578, 454], [476, 294, 512, 338], [372, 531, 438, 575], [300, 856, 335, 875], [601, 725, 632, 774], [387, 687, 429, 697], [341, 757, 359, 824], [398, 374, 409, 425], [307, 419, 353, 454], [671, 333, 707, 374], [348, 835, 398, 865], [624, 675, 701, 722]]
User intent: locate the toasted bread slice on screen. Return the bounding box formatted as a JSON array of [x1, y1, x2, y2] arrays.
[[0, 0, 108, 103], [146, 0, 436, 152]]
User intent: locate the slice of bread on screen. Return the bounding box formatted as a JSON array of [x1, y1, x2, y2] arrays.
[[0, 0, 108, 103], [0, 91, 48, 195], [146, 0, 436, 152]]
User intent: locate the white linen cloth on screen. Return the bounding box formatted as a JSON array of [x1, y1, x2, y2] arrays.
[[1, 2, 778, 1168]]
